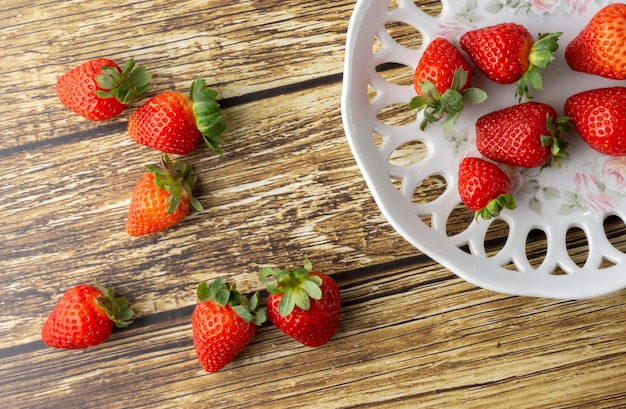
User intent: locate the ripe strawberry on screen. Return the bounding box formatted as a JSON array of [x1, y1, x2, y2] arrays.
[[565, 4, 626, 80], [458, 157, 516, 220], [564, 86, 626, 156], [41, 281, 133, 349], [460, 23, 561, 100], [476, 102, 570, 169], [409, 37, 487, 132], [192, 278, 266, 372], [260, 259, 341, 347], [128, 77, 226, 155], [56, 57, 151, 121], [125, 154, 203, 236]]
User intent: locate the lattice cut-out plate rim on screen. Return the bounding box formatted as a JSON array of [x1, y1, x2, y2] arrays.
[[341, 0, 626, 299]]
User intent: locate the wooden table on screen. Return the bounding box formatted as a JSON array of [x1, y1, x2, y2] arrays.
[[2, 1, 625, 407]]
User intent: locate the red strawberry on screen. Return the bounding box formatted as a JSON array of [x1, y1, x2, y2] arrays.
[[476, 102, 570, 169], [41, 281, 133, 349], [564, 86, 626, 156], [128, 77, 226, 155], [565, 4, 626, 80], [260, 259, 341, 347], [458, 157, 516, 220], [192, 278, 266, 372], [125, 154, 203, 236], [409, 37, 486, 132], [56, 58, 151, 121], [460, 23, 561, 100]]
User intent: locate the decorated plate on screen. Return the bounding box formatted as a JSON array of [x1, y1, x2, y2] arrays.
[[341, 0, 626, 299]]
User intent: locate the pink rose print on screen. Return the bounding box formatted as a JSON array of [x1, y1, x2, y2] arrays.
[[599, 156, 626, 192], [525, 0, 561, 14], [436, 21, 473, 39], [565, 0, 590, 14], [573, 170, 615, 212]]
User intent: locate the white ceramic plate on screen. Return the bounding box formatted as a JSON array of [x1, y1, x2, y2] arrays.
[[342, 0, 626, 299]]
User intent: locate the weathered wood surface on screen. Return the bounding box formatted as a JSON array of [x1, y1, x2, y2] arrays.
[[1, 1, 625, 408]]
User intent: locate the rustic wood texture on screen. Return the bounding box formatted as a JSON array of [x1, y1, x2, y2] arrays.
[[1, 0, 625, 408]]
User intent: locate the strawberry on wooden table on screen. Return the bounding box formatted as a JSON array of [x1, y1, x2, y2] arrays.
[[564, 86, 626, 156], [41, 280, 133, 349], [128, 77, 226, 155], [56, 57, 151, 121], [460, 23, 561, 101], [458, 157, 516, 220], [476, 102, 570, 169], [565, 4, 626, 80], [409, 37, 487, 132], [192, 278, 266, 372], [125, 154, 203, 236], [260, 259, 341, 347]]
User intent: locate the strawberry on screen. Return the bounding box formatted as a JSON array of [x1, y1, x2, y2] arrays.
[[458, 157, 516, 220], [125, 154, 203, 236], [460, 23, 561, 101], [41, 280, 133, 349], [565, 4, 626, 80], [56, 57, 151, 121], [260, 259, 341, 347], [409, 37, 487, 132], [564, 86, 626, 156], [476, 102, 570, 169], [127, 77, 226, 155], [192, 278, 266, 372]]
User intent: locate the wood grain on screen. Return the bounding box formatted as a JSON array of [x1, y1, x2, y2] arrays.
[[2, 0, 626, 408]]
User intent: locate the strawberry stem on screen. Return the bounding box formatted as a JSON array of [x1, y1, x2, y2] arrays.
[[196, 278, 266, 326], [540, 115, 572, 169], [94, 58, 151, 105], [190, 77, 227, 154], [516, 32, 562, 101], [409, 67, 487, 132], [145, 154, 204, 214], [259, 258, 323, 317], [92, 280, 134, 328], [477, 193, 516, 221]]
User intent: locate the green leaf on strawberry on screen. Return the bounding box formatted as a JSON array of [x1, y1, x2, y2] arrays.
[[197, 277, 266, 326], [260, 258, 324, 317], [409, 67, 487, 132], [517, 31, 562, 101], [93, 280, 134, 328], [190, 77, 227, 154], [94, 58, 152, 105]]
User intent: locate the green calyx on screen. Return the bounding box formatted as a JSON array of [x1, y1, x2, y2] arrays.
[[408, 67, 487, 133], [516, 32, 562, 102], [95, 58, 151, 105], [259, 258, 322, 317], [197, 277, 266, 326], [145, 154, 204, 214], [540, 115, 572, 169], [477, 193, 517, 221], [92, 280, 134, 328], [189, 77, 227, 155]]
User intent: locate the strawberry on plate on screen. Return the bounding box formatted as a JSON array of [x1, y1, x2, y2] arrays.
[[460, 23, 561, 101], [125, 154, 203, 236], [56, 57, 151, 121], [564, 86, 626, 156], [409, 37, 487, 132], [565, 3, 626, 80], [41, 280, 133, 349], [476, 102, 570, 169], [458, 157, 516, 220], [128, 77, 226, 155], [260, 259, 341, 347], [192, 277, 266, 372]]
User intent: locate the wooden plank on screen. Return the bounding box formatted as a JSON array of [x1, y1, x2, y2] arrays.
[[2, 258, 624, 407]]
